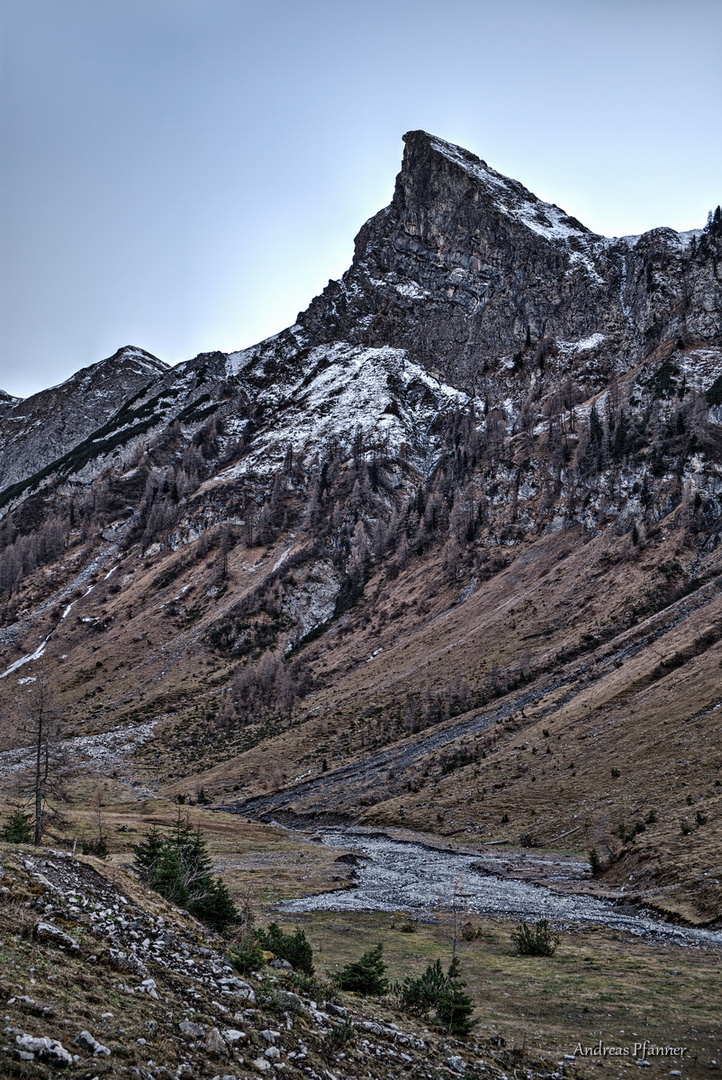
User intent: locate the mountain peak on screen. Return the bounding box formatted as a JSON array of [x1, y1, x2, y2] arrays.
[[298, 130, 720, 387], [0, 346, 169, 493], [400, 129, 595, 245], [103, 345, 168, 374], [403, 129, 488, 173]]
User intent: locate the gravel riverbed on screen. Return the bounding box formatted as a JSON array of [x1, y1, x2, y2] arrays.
[[280, 829, 722, 948]]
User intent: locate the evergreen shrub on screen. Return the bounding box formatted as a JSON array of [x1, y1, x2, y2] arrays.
[[133, 816, 238, 933], [334, 943, 388, 995]]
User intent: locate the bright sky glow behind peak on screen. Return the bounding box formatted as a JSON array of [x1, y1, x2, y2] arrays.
[[1, 0, 720, 397]]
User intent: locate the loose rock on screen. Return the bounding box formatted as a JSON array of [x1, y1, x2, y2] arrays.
[[15, 1033, 74, 1066], [74, 1029, 112, 1056]]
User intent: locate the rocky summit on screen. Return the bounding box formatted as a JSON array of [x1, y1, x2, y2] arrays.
[[0, 129, 721, 962]]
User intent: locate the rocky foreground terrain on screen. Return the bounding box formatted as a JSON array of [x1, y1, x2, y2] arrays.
[[0, 843, 573, 1080], [0, 131, 720, 926]]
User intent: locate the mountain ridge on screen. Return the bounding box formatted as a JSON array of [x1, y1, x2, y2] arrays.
[[0, 345, 168, 493], [0, 132, 721, 924]]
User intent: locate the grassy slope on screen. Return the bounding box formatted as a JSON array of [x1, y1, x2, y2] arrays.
[[0, 494, 720, 923]]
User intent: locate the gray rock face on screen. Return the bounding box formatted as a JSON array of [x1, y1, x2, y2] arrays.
[[108, 947, 148, 977], [74, 1029, 111, 1056], [179, 1020, 206, 1039], [298, 131, 721, 388], [205, 1026, 229, 1055], [2, 133, 718, 518], [0, 389, 22, 415], [0, 346, 167, 491], [34, 920, 80, 952]]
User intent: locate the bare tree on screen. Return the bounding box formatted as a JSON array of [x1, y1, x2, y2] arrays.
[[14, 668, 70, 845]]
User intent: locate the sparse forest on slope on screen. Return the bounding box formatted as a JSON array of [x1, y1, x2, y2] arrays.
[[0, 132, 721, 925]]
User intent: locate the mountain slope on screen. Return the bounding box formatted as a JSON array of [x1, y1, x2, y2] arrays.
[[0, 346, 168, 491], [0, 132, 720, 923]]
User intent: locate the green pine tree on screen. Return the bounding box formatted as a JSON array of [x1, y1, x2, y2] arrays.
[[435, 956, 478, 1037], [192, 878, 239, 933], [397, 956, 478, 1037], [154, 842, 189, 907], [228, 933, 265, 975], [132, 816, 238, 933], [132, 826, 164, 877], [1, 807, 33, 843], [398, 958, 447, 1014], [335, 943, 388, 995], [256, 923, 314, 974]]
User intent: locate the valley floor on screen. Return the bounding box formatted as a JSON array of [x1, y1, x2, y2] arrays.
[[2, 794, 719, 1080]]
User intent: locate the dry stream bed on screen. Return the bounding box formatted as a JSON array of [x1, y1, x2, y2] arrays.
[[274, 827, 722, 948]]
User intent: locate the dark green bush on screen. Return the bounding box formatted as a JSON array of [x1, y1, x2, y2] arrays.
[[1, 808, 33, 843], [257, 986, 305, 1017], [617, 819, 647, 843], [133, 816, 238, 933], [397, 958, 447, 1015], [82, 837, 109, 858], [192, 878, 238, 932], [256, 923, 314, 975], [397, 957, 477, 1036], [321, 1021, 355, 1057], [435, 957, 478, 1037], [228, 935, 265, 975], [510, 919, 559, 956], [335, 943, 388, 995]]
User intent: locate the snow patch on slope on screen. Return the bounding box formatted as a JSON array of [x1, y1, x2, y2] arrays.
[[217, 343, 471, 479], [558, 333, 606, 354], [225, 347, 257, 376], [0, 636, 51, 680]]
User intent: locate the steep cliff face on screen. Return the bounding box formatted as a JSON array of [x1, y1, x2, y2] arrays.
[[299, 131, 720, 390], [0, 389, 22, 415], [2, 132, 720, 519], [0, 346, 168, 490]]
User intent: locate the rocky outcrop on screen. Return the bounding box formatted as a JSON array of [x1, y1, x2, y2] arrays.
[[0, 847, 552, 1079], [2, 133, 719, 511], [298, 131, 721, 389], [0, 390, 22, 416]]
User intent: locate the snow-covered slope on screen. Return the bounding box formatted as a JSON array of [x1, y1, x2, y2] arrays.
[[218, 342, 471, 480]]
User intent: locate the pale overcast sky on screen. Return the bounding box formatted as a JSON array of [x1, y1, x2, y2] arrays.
[[1, 0, 720, 398]]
